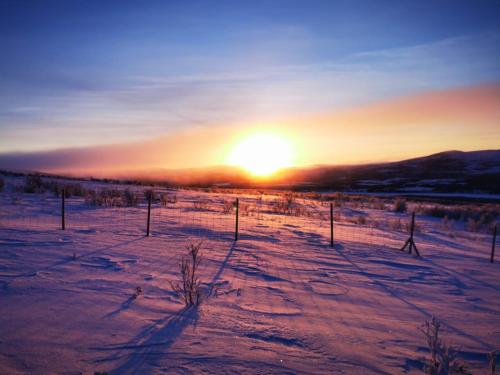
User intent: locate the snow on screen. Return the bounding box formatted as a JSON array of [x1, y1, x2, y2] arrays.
[[0, 181, 499, 374]]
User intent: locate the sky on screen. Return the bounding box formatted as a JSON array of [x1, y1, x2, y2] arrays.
[[0, 0, 499, 174]]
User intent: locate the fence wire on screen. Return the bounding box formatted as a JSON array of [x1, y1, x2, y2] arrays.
[[0, 189, 496, 263]]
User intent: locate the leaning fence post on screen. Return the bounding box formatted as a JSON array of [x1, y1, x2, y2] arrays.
[[146, 191, 152, 237], [234, 198, 239, 241], [330, 202, 334, 247], [491, 224, 497, 263], [61, 187, 66, 230]]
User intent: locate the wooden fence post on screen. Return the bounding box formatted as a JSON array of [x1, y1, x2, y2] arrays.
[[401, 211, 420, 256], [61, 188, 66, 230], [330, 203, 334, 247], [146, 191, 152, 237], [234, 198, 239, 241], [491, 224, 497, 263]]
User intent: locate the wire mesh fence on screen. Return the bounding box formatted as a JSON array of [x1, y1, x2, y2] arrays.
[[0, 187, 496, 263]]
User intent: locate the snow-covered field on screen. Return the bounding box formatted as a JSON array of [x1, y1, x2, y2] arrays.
[[0, 179, 499, 374]]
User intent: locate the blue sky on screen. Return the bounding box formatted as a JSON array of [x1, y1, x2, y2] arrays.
[[1, 0, 500, 154]]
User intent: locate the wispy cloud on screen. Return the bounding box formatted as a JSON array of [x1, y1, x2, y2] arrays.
[[1, 83, 499, 173], [1, 29, 499, 152]]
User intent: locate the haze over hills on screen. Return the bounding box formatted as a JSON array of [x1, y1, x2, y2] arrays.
[[2, 150, 499, 194]]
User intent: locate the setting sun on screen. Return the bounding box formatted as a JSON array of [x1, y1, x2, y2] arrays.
[[227, 133, 294, 177]]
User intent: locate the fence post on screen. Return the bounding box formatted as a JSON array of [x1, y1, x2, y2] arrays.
[[401, 211, 420, 256], [491, 224, 497, 263], [146, 191, 152, 237], [234, 198, 239, 241], [61, 188, 66, 230], [330, 203, 334, 247]]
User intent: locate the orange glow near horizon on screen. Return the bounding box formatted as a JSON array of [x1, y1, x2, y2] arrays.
[[227, 133, 295, 177], [6, 84, 498, 177]]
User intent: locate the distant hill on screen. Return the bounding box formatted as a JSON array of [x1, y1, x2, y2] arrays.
[[2, 150, 499, 194], [273, 150, 500, 194]]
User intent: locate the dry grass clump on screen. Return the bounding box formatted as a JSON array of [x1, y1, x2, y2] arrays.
[[85, 189, 139, 207], [239, 202, 254, 217], [19, 175, 45, 194], [17, 175, 89, 197], [193, 200, 211, 211], [420, 316, 470, 375], [270, 193, 309, 216], [221, 199, 235, 214], [417, 204, 498, 232], [333, 194, 344, 208], [387, 217, 421, 233], [220, 199, 255, 216], [160, 193, 177, 206]]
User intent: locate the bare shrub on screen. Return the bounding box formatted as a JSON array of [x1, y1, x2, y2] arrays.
[[404, 218, 421, 234], [22, 175, 44, 193], [394, 198, 407, 213], [123, 189, 139, 206], [170, 242, 203, 307], [270, 193, 309, 216], [331, 192, 345, 208], [465, 216, 493, 233], [52, 182, 87, 198], [193, 200, 210, 211], [85, 188, 139, 207], [240, 203, 254, 217], [160, 193, 177, 206], [418, 204, 499, 232], [221, 199, 235, 214], [271, 193, 295, 215], [420, 316, 470, 374]]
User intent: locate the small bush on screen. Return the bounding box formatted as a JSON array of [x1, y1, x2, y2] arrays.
[[270, 194, 309, 216], [394, 198, 407, 213], [85, 188, 139, 207], [418, 204, 499, 232], [23, 175, 44, 193], [170, 242, 203, 307], [0, 176, 4, 192], [51, 182, 87, 198], [193, 200, 211, 211], [123, 189, 139, 206], [420, 316, 470, 375]]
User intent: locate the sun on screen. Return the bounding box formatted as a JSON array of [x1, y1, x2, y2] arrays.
[[227, 133, 294, 177]]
